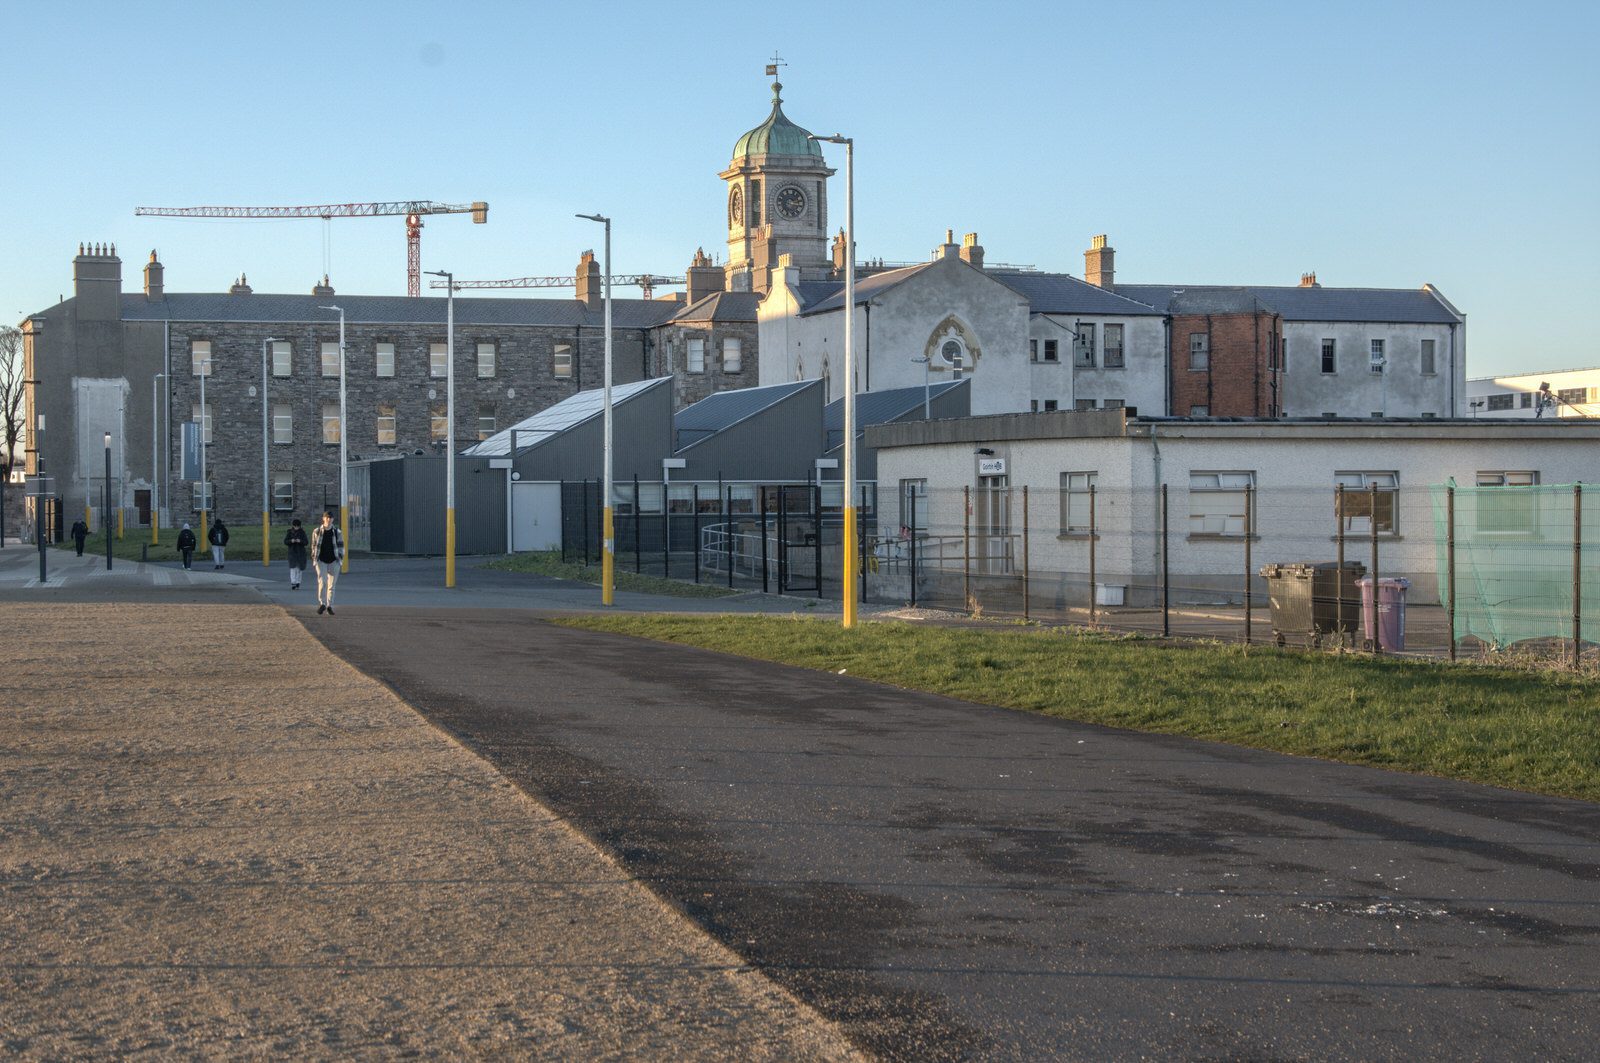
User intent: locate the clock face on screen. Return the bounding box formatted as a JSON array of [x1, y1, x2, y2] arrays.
[[729, 186, 743, 227], [776, 185, 806, 219]]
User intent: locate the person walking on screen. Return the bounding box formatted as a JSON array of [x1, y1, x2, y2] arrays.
[[176, 523, 197, 570], [208, 517, 230, 569], [70, 518, 88, 556], [309, 510, 343, 615], [283, 519, 309, 591]]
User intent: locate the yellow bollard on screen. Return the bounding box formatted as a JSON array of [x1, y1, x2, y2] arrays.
[[152, 507, 160, 546], [117, 508, 124, 540], [445, 507, 456, 588], [601, 506, 615, 606], [842, 504, 858, 629], [199, 510, 208, 551]]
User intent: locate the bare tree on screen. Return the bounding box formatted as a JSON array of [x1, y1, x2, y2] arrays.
[[0, 326, 23, 480]]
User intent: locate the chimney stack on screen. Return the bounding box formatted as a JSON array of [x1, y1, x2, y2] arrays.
[[230, 273, 253, 295], [936, 228, 960, 260], [73, 241, 123, 321], [1298, 271, 1320, 288], [776, 253, 801, 293], [143, 250, 164, 300], [576, 250, 602, 308], [312, 275, 334, 296], [685, 247, 724, 305], [1084, 234, 1115, 289], [831, 229, 850, 274], [959, 232, 984, 270]]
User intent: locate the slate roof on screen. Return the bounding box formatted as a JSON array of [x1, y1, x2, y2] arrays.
[[823, 379, 969, 442], [1116, 284, 1462, 324], [670, 291, 762, 324], [463, 377, 668, 457], [116, 292, 682, 329], [797, 262, 938, 316], [989, 271, 1166, 316], [673, 379, 820, 450]]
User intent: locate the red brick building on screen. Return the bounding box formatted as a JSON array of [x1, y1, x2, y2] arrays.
[[1165, 290, 1285, 417]]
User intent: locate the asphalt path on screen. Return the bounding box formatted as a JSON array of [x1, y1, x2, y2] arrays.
[[300, 606, 1600, 1061]]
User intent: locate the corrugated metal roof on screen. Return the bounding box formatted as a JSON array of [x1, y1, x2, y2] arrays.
[[673, 379, 820, 450], [990, 271, 1165, 316], [118, 292, 681, 329], [1116, 284, 1462, 324], [823, 379, 968, 436], [670, 290, 762, 323], [797, 262, 937, 316], [462, 377, 668, 457]]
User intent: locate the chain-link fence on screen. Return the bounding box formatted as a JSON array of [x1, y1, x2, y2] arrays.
[[865, 481, 1596, 665]]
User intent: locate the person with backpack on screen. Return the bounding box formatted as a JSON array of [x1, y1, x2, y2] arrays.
[[309, 511, 344, 615], [208, 517, 229, 569], [70, 518, 88, 556], [176, 523, 197, 570], [283, 519, 309, 591]]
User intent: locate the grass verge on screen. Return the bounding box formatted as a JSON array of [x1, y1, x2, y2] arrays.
[[484, 551, 737, 599], [553, 614, 1600, 802], [54, 522, 276, 565]]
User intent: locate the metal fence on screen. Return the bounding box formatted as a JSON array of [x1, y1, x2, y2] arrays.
[[865, 482, 1597, 665]]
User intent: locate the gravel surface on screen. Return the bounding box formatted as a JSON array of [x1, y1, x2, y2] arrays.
[[0, 603, 862, 1061]]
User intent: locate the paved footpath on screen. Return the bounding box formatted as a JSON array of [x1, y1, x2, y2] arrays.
[[0, 601, 860, 1060]]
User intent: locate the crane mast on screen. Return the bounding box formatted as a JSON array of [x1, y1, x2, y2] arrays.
[[134, 200, 489, 296], [432, 274, 683, 299]]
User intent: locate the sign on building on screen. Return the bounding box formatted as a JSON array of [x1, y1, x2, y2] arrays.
[[180, 421, 201, 481]]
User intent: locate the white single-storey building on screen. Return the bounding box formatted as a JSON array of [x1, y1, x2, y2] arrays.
[[869, 411, 1599, 606]]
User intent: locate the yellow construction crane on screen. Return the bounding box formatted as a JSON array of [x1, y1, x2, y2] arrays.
[[134, 200, 489, 296]]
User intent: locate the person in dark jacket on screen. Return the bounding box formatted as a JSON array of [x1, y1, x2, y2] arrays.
[[309, 510, 344, 615], [283, 519, 309, 590], [70, 518, 88, 556], [208, 517, 230, 569], [176, 523, 197, 570]]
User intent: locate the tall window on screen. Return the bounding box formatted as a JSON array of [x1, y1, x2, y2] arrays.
[[1060, 471, 1096, 533], [1029, 339, 1038, 362], [750, 179, 761, 226], [272, 478, 294, 512], [1321, 338, 1336, 374], [723, 337, 742, 372], [1420, 338, 1436, 376], [1189, 471, 1255, 536], [1475, 471, 1540, 535], [429, 342, 447, 378], [376, 405, 396, 447], [899, 478, 928, 532], [272, 403, 292, 444], [688, 337, 706, 373], [1043, 339, 1059, 363], [1335, 471, 1399, 535], [192, 482, 213, 512], [190, 339, 212, 376], [1074, 324, 1096, 367], [1103, 324, 1124, 368], [271, 340, 292, 377], [477, 342, 496, 378], [375, 342, 395, 378], [191, 402, 213, 443], [1188, 333, 1209, 371], [477, 403, 496, 440], [321, 403, 340, 444], [321, 341, 340, 378], [553, 343, 573, 379], [430, 404, 448, 443], [1369, 338, 1385, 373]]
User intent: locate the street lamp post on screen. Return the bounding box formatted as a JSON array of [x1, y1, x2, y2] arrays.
[[103, 431, 113, 570], [811, 132, 856, 627], [319, 307, 349, 572], [424, 272, 457, 588], [151, 372, 164, 545], [260, 338, 280, 566], [577, 212, 615, 606]]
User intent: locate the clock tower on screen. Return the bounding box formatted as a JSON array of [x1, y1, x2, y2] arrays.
[[722, 75, 835, 293]]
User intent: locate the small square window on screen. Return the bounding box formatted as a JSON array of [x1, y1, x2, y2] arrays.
[[1075, 398, 1095, 411], [1189, 404, 1209, 417], [1043, 399, 1058, 412]]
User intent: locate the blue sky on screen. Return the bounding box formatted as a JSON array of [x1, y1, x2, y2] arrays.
[[5, 0, 1595, 376]]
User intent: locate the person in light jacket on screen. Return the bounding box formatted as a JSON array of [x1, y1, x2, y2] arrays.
[[283, 519, 309, 590], [176, 523, 197, 570], [309, 511, 344, 615]]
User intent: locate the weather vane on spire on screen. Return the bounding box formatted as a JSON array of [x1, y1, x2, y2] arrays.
[[765, 51, 787, 80]]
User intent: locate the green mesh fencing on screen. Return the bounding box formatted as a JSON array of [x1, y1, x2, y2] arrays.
[[1432, 483, 1599, 648]]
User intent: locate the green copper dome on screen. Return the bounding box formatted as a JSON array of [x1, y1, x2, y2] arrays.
[[731, 82, 822, 159]]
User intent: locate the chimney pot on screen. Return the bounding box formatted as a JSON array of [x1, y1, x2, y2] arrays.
[[1084, 234, 1115, 290]]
